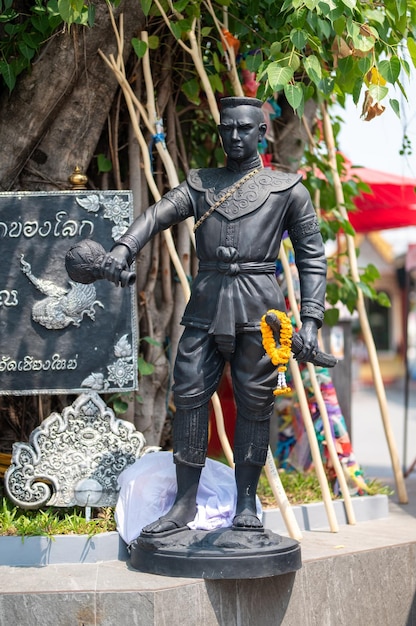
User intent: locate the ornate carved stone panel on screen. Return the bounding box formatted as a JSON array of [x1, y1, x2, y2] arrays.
[[4, 393, 156, 509]]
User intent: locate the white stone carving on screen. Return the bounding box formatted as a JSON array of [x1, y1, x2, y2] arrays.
[[5, 392, 156, 509]]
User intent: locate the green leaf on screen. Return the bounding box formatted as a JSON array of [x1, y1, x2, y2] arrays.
[[407, 37, 416, 69], [284, 82, 303, 112], [46, 0, 60, 16], [358, 281, 376, 299], [0, 60, 15, 91], [341, 218, 355, 236], [316, 17, 331, 40], [112, 398, 129, 414], [87, 3, 95, 27], [318, 76, 335, 95], [324, 308, 340, 326], [141, 0, 153, 16], [368, 83, 388, 102], [142, 336, 161, 346], [131, 37, 148, 59], [333, 17, 346, 37], [267, 63, 293, 91], [290, 7, 307, 28], [212, 51, 221, 73], [378, 56, 400, 84], [290, 29, 306, 50], [357, 56, 372, 75], [396, 0, 407, 17], [97, 153, 112, 173], [173, 0, 190, 12], [361, 263, 380, 282], [138, 357, 155, 376], [340, 0, 357, 10], [181, 78, 200, 105], [304, 55, 322, 84], [270, 41, 282, 59], [208, 72, 224, 94], [245, 52, 262, 73], [148, 35, 159, 49], [170, 21, 183, 40], [389, 98, 400, 118], [377, 291, 391, 307], [57, 0, 71, 21], [18, 42, 35, 61]]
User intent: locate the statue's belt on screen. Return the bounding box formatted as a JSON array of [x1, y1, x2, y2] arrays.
[[199, 261, 276, 276], [197, 259, 276, 345]]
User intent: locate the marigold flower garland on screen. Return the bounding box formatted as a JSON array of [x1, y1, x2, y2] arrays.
[[260, 309, 293, 396]]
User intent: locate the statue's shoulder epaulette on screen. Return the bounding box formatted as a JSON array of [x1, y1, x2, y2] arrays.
[[187, 168, 302, 193], [187, 168, 228, 192], [263, 170, 302, 191]]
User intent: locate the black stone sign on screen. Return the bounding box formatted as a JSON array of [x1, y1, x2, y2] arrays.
[[0, 191, 138, 395]]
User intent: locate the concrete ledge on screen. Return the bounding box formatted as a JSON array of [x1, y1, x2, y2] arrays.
[[0, 532, 128, 566], [263, 494, 389, 533]]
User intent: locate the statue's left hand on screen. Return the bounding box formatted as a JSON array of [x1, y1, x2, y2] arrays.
[[295, 317, 319, 363], [100, 245, 131, 287]]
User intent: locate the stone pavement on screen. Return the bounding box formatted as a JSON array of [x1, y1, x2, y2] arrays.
[[351, 379, 416, 480]]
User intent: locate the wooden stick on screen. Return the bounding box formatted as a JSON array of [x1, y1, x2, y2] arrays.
[[289, 355, 339, 532], [320, 103, 408, 504], [210, 393, 233, 467], [306, 363, 356, 525], [280, 243, 356, 524], [265, 448, 303, 541]]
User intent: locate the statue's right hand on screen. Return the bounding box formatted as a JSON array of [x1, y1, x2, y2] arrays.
[[100, 245, 132, 287]]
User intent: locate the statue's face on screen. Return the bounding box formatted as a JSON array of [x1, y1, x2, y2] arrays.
[[218, 105, 266, 162]]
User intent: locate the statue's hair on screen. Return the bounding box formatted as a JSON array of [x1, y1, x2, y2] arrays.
[[220, 97, 263, 110]]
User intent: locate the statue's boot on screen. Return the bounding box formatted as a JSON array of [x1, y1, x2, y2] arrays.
[[232, 462, 264, 530], [141, 463, 202, 535]]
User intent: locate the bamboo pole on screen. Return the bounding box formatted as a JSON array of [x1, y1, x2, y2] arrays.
[[152, 0, 220, 123], [306, 364, 356, 524], [289, 355, 339, 532], [204, 0, 244, 98], [320, 103, 408, 504], [280, 244, 356, 525], [265, 448, 303, 541], [279, 243, 339, 531]]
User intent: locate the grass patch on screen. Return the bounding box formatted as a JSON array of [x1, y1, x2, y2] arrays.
[[0, 495, 116, 538], [258, 468, 323, 507], [258, 468, 393, 508]]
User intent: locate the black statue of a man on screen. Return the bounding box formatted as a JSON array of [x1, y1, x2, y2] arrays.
[[101, 96, 327, 533]]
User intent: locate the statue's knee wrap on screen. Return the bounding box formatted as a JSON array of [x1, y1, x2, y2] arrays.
[[173, 403, 209, 467], [233, 412, 271, 466]]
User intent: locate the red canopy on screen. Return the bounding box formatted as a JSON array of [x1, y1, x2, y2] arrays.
[[347, 166, 416, 233]]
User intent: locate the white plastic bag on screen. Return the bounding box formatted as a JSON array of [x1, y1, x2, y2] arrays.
[[115, 451, 261, 544]]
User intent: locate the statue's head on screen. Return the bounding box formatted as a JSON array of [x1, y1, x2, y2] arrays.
[[218, 97, 267, 162]]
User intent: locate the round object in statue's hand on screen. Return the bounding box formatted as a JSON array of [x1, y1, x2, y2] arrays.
[[65, 239, 104, 284]]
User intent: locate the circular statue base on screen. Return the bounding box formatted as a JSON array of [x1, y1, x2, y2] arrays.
[[130, 527, 301, 579]]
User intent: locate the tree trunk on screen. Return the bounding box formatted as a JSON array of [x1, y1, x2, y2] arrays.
[[271, 97, 317, 172], [0, 0, 145, 191]]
